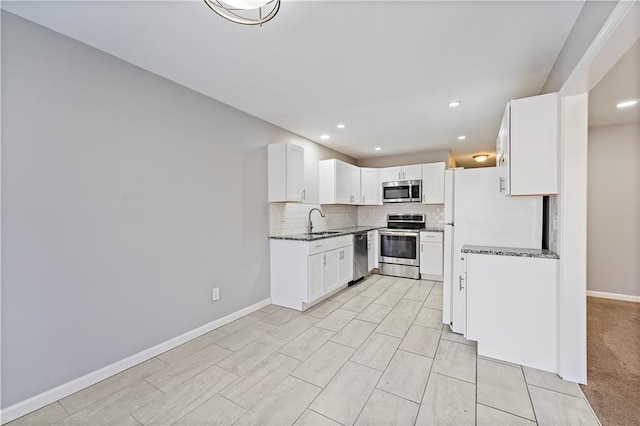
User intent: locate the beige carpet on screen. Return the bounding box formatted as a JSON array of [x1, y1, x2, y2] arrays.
[[581, 297, 640, 426]]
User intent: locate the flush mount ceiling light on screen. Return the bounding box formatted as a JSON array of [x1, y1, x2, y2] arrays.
[[448, 101, 462, 108], [203, 0, 280, 25], [458, 135, 467, 140], [337, 124, 346, 129], [375, 147, 381, 151], [616, 100, 638, 109], [473, 154, 489, 163], [320, 134, 330, 140]]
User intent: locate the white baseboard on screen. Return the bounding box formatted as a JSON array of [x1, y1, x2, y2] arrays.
[[587, 290, 640, 303], [0, 298, 272, 425]]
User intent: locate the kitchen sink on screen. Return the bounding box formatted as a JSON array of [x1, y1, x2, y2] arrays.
[[309, 231, 342, 236]]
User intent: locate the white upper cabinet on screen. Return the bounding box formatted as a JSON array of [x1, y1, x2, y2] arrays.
[[360, 168, 380, 205], [380, 165, 422, 182], [380, 167, 403, 182], [350, 166, 362, 204], [421, 162, 446, 204], [498, 92, 559, 196], [402, 164, 423, 181], [268, 142, 305, 202], [319, 159, 361, 204]]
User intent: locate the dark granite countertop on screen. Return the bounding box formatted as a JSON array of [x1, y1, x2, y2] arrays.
[[269, 226, 384, 241], [461, 245, 559, 259]]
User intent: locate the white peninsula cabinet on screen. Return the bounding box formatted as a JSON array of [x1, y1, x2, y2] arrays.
[[497, 92, 559, 196], [271, 235, 353, 310], [464, 249, 559, 373], [268, 142, 305, 202], [420, 231, 443, 280]]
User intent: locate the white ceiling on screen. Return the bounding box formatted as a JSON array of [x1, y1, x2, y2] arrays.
[[3, 1, 586, 167], [589, 39, 640, 128]]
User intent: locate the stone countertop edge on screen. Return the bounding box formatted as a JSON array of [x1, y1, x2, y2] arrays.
[[270, 226, 445, 241], [461, 245, 559, 259], [422, 227, 444, 233], [269, 226, 384, 241]]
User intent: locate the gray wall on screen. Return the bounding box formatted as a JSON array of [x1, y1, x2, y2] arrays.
[[0, 12, 348, 408], [541, 1, 617, 94], [587, 122, 640, 297], [357, 149, 452, 168]]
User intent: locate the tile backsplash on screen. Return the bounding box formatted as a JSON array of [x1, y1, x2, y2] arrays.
[[358, 204, 444, 227], [269, 202, 444, 236], [269, 203, 358, 236]]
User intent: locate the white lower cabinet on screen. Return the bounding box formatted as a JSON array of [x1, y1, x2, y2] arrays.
[[324, 247, 341, 293], [337, 246, 353, 288], [367, 230, 378, 271], [308, 252, 324, 302], [271, 235, 353, 310], [419, 231, 443, 280], [465, 253, 558, 373]]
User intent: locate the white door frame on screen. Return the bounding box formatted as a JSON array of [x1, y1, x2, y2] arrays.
[[556, 0, 639, 384]]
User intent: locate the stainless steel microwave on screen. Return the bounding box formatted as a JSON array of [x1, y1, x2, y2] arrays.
[[382, 180, 422, 203]]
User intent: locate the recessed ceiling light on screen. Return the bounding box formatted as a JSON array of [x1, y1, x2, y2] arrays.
[[473, 154, 489, 163], [337, 123, 346, 129], [448, 101, 462, 108], [320, 134, 330, 140], [616, 100, 638, 109], [375, 147, 381, 151], [458, 135, 467, 140]]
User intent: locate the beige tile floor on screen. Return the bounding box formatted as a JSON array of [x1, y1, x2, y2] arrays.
[[9, 274, 600, 426]]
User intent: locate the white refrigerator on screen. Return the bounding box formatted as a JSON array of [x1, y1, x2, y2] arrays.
[[443, 167, 543, 335]]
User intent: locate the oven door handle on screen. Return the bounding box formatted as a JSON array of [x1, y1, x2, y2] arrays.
[[379, 231, 419, 238]]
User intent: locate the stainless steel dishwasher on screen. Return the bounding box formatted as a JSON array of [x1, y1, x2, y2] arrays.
[[351, 232, 368, 284]]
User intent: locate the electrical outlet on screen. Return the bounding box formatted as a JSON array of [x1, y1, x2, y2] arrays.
[[212, 287, 220, 301]]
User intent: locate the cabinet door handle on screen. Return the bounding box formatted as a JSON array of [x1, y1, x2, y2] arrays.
[[301, 189, 305, 200], [323, 255, 326, 266], [363, 196, 365, 203], [459, 275, 465, 291], [314, 245, 322, 248], [499, 177, 505, 193], [421, 243, 423, 252]]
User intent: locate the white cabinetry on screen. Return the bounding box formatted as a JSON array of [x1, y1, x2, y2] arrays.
[[319, 159, 361, 204], [360, 168, 380, 205], [271, 235, 353, 310], [465, 253, 558, 372], [497, 92, 559, 196], [268, 142, 305, 202], [421, 162, 446, 204], [420, 232, 443, 280], [308, 253, 324, 302], [380, 165, 422, 182], [337, 245, 354, 288], [367, 230, 379, 271]]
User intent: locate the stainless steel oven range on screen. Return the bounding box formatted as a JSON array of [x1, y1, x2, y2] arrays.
[[378, 214, 426, 279]]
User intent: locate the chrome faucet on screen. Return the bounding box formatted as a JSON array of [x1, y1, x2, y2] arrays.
[[308, 208, 325, 234]]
